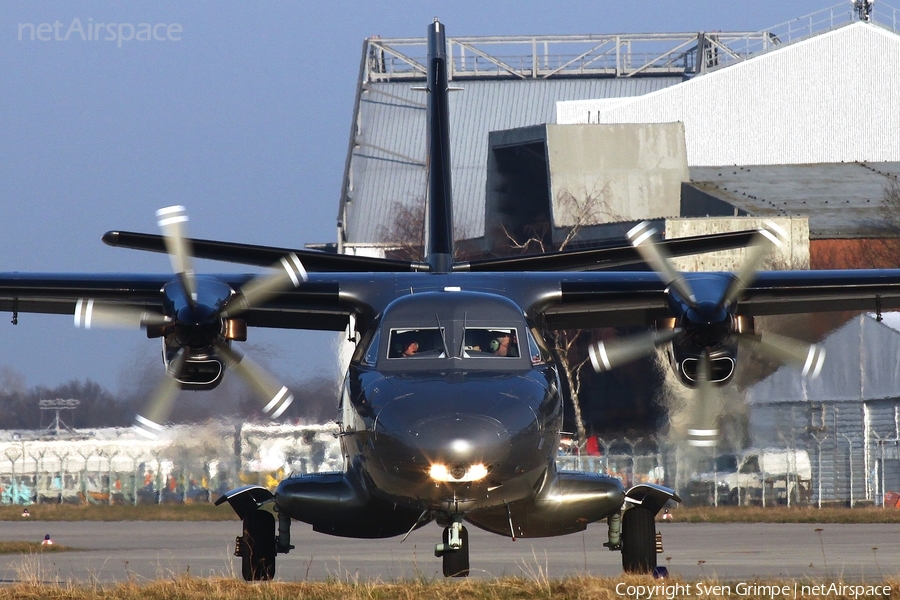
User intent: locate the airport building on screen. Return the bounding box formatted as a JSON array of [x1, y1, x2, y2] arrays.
[[333, 4, 900, 505]]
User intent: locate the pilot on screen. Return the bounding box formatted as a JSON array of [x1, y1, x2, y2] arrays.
[[401, 339, 419, 356], [490, 332, 512, 356], [508, 330, 519, 357]]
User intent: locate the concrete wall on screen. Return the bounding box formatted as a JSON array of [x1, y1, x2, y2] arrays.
[[665, 216, 810, 272], [546, 123, 687, 243]]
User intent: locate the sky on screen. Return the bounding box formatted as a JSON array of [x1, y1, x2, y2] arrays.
[[0, 0, 859, 397]]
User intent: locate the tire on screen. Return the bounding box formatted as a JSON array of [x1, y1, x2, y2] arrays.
[[241, 511, 276, 581], [621, 507, 656, 574], [441, 525, 470, 577]]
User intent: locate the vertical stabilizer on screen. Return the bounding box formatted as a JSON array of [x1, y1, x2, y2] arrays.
[[425, 19, 454, 273]]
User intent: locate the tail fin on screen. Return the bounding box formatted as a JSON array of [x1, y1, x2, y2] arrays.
[[424, 19, 454, 273]]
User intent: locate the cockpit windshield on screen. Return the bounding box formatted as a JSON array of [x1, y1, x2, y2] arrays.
[[367, 291, 550, 371], [387, 328, 446, 358], [463, 328, 519, 358]]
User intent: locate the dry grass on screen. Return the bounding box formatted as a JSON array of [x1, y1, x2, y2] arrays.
[[0, 541, 73, 554], [0, 503, 236, 521], [0, 576, 898, 600], [3, 504, 900, 524], [671, 505, 900, 523]]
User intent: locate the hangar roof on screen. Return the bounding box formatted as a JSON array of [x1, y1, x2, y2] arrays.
[[688, 163, 900, 238]]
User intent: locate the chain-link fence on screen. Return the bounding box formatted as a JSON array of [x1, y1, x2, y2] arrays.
[[0, 423, 341, 505], [1, 421, 895, 508], [554, 429, 900, 508]]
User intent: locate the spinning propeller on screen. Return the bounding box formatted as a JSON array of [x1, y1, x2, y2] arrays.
[[74, 206, 307, 438], [588, 221, 825, 446]]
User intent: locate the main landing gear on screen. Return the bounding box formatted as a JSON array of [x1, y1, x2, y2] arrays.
[[620, 506, 659, 573], [434, 517, 470, 577], [235, 509, 294, 581]]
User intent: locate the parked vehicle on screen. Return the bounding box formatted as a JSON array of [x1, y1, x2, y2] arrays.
[[685, 449, 811, 506]]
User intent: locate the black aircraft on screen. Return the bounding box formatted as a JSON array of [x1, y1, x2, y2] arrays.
[[4, 18, 900, 581]]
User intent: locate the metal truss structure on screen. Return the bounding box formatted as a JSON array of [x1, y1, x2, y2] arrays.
[[363, 3, 900, 82]]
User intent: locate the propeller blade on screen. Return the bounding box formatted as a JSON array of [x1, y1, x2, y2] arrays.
[[588, 328, 682, 373], [133, 350, 187, 440], [156, 205, 197, 305], [74, 299, 171, 330], [721, 221, 789, 308], [737, 331, 826, 379], [627, 221, 696, 306], [219, 253, 308, 318], [216, 343, 294, 419], [686, 352, 719, 447]]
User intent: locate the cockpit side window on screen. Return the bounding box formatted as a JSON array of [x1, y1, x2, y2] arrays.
[[362, 330, 381, 366], [387, 328, 446, 358], [463, 328, 519, 357], [528, 328, 552, 365]]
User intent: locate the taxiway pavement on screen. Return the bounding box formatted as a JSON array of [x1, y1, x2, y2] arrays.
[[0, 520, 897, 583]]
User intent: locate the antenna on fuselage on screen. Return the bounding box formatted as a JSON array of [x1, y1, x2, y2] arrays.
[[424, 18, 455, 274]]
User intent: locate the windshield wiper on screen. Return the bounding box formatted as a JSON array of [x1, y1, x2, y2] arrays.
[[435, 315, 451, 358]]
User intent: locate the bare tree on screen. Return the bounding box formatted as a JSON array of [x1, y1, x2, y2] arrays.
[[379, 198, 471, 262], [378, 200, 426, 262], [502, 183, 620, 448]]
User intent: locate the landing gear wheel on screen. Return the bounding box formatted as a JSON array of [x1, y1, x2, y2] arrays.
[[441, 525, 470, 577], [241, 511, 276, 581], [621, 507, 656, 574]]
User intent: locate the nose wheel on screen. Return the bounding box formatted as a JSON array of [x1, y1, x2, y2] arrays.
[[434, 520, 469, 577]]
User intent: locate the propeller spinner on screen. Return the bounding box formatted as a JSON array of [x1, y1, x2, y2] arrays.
[[75, 206, 306, 438], [588, 221, 825, 446]]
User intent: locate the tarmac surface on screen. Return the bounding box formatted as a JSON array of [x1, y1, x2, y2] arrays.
[[0, 520, 898, 583]]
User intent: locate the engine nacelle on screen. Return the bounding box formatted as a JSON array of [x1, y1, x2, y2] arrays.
[[162, 344, 226, 390], [176, 356, 225, 390], [659, 315, 754, 388], [670, 340, 737, 387]]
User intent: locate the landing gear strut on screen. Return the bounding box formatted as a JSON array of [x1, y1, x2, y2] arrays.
[[434, 517, 469, 577]]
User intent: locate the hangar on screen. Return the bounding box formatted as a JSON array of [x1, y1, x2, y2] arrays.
[[337, 5, 900, 266], [331, 6, 900, 503]]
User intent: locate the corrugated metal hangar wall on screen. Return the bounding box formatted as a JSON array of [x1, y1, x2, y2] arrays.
[[558, 23, 900, 167]]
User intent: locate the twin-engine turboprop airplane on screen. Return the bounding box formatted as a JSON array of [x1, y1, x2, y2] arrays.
[[5, 18, 900, 580]]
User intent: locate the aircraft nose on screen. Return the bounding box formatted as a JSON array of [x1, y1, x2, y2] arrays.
[[411, 413, 510, 463]]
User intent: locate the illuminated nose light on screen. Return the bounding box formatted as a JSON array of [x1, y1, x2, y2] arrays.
[[429, 463, 489, 482], [450, 439, 471, 453]]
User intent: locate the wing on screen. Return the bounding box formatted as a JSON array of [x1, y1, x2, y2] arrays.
[[102, 230, 429, 273], [0, 272, 351, 332], [539, 269, 900, 329]]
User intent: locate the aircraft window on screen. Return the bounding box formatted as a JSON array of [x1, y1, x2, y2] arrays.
[[527, 329, 550, 365], [363, 330, 381, 366], [463, 328, 519, 357], [388, 328, 446, 358]]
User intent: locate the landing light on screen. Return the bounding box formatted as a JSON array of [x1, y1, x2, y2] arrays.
[[429, 463, 489, 482]]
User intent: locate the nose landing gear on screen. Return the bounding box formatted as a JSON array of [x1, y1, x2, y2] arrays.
[[434, 517, 470, 577]]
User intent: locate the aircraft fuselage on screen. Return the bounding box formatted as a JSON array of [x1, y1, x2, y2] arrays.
[[340, 290, 563, 514]]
